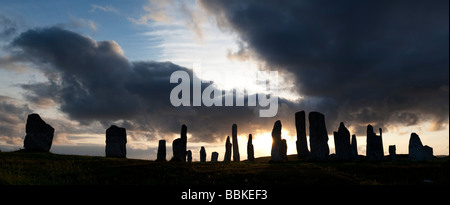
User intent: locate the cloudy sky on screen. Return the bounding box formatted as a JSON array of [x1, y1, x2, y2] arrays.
[[0, 0, 448, 160]]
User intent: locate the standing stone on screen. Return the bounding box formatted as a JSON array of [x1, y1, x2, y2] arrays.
[[333, 122, 352, 161], [423, 146, 433, 161], [295, 111, 309, 159], [172, 124, 188, 161], [308, 112, 329, 161], [156, 140, 166, 161], [247, 134, 255, 162], [271, 120, 286, 161], [211, 152, 219, 162], [187, 150, 192, 163], [105, 125, 127, 158], [23, 113, 55, 152], [224, 136, 232, 162], [351, 134, 358, 160], [366, 125, 384, 161], [232, 124, 240, 162], [389, 145, 396, 162], [200, 146, 207, 162]]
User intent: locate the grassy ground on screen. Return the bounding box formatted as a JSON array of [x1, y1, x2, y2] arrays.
[[0, 151, 448, 185]]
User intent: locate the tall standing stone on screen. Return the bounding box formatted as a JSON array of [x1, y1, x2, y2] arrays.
[[232, 124, 240, 162], [224, 136, 232, 162], [172, 124, 188, 161], [156, 140, 166, 161], [211, 152, 219, 162], [200, 146, 206, 162], [308, 112, 329, 161], [351, 134, 358, 160], [366, 125, 384, 161], [105, 125, 127, 158], [409, 133, 433, 161], [247, 134, 255, 162], [389, 145, 396, 162], [333, 122, 351, 161], [295, 111, 309, 159], [271, 120, 286, 161], [23, 113, 55, 152], [187, 150, 192, 163]]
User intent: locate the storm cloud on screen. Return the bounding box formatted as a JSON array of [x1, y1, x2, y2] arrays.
[[6, 26, 284, 143], [200, 0, 449, 133]]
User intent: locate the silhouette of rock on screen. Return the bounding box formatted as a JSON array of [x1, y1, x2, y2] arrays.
[[366, 125, 384, 161], [295, 111, 309, 159], [333, 122, 351, 161], [187, 150, 192, 163], [409, 133, 434, 161], [224, 136, 232, 162], [105, 125, 127, 158], [23, 113, 55, 152], [351, 134, 358, 160], [271, 120, 287, 161], [172, 124, 187, 161], [211, 152, 219, 162], [247, 134, 255, 162], [200, 146, 206, 162], [389, 145, 396, 162], [308, 112, 329, 161], [232, 124, 240, 162], [156, 140, 166, 161], [423, 145, 433, 161]]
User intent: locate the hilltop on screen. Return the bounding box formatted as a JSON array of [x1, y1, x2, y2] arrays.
[[0, 151, 448, 185]]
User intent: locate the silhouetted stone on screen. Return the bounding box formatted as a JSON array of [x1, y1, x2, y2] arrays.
[[232, 124, 240, 162], [423, 146, 433, 161], [295, 111, 309, 159], [200, 146, 206, 162], [105, 125, 127, 158], [187, 150, 192, 163], [156, 140, 166, 161], [23, 113, 54, 152], [389, 145, 396, 162], [247, 134, 255, 162], [211, 152, 219, 162], [172, 124, 187, 161], [271, 120, 286, 161], [351, 134, 358, 160], [308, 112, 329, 161], [366, 125, 384, 161], [333, 122, 351, 161], [224, 136, 232, 162], [409, 133, 424, 161], [281, 139, 287, 160]]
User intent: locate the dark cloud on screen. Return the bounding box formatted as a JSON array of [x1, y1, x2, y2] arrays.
[[0, 96, 31, 143], [200, 0, 449, 134], [8, 26, 285, 143]]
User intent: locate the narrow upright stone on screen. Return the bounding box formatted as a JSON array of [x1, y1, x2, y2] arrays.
[[389, 145, 396, 162], [105, 125, 127, 158], [232, 124, 240, 162], [366, 125, 384, 161], [308, 112, 329, 161], [172, 124, 188, 161], [224, 136, 232, 162], [247, 134, 255, 162], [23, 113, 55, 152], [200, 146, 206, 162], [271, 120, 286, 161], [156, 140, 166, 161], [187, 150, 192, 163], [295, 111, 309, 159], [351, 134, 358, 160], [333, 122, 351, 161]]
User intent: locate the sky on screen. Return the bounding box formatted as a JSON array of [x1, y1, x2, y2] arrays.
[[0, 0, 448, 160]]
